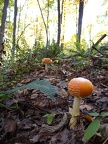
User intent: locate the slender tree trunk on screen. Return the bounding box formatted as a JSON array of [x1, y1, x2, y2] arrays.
[[61, 0, 65, 46], [12, 0, 18, 58], [77, 0, 84, 43], [37, 0, 48, 48], [57, 0, 61, 47], [0, 0, 9, 62], [46, 0, 49, 46], [75, 4, 78, 36]]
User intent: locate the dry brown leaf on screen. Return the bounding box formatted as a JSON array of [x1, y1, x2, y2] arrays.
[[99, 124, 108, 138], [39, 113, 67, 135], [80, 104, 93, 111], [50, 128, 69, 144], [30, 93, 38, 99], [3, 116, 17, 138], [21, 78, 31, 84], [97, 97, 108, 103], [56, 88, 68, 98], [57, 81, 67, 88], [20, 119, 33, 130], [29, 135, 39, 143], [82, 113, 93, 122]]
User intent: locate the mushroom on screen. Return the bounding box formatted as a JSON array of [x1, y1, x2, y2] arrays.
[[42, 58, 52, 72], [68, 77, 94, 128]]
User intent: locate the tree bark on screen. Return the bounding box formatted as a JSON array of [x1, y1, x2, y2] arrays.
[[46, 0, 49, 47], [37, 0, 48, 48], [61, 0, 65, 47], [57, 0, 61, 47], [0, 0, 9, 62], [12, 0, 18, 58], [77, 0, 84, 43]]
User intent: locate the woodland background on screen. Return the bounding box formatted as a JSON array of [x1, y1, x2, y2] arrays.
[[0, 0, 108, 144], [0, 0, 108, 68]]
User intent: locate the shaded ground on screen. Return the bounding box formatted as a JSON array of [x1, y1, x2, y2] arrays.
[[0, 63, 108, 144]]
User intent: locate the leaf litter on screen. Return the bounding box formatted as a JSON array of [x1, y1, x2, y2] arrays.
[[0, 63, 108, 144]]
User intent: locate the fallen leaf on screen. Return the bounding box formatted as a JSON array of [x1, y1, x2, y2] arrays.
[[57, 81, 67, 88], [29, 135, 39, 143], [3, 116, 17, 138], [50, 128, 69, 144], [82, 114, 93, 122], [99, 124, 108, 138], [97, 97, 108, 103], [56, 88, 68, 97], [20, 119, 33, 130], [30, 93, 38, 99], [80, 104, 93, 111], [21, 78, 32, 84], [39, 113, 67, 135]]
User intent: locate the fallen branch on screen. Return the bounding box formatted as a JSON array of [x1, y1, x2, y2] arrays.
[[91, 34, 108, 56]]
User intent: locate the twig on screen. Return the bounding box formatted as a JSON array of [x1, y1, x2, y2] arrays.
[[91, 34, 107, 56], [17, 23, 31, 44], [102, 137, 108, 144], [92, 34, 107, 47]]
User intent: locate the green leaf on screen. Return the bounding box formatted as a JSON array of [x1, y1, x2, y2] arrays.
[[3, 79, 57, 101], [0, 93, 11, 99], [82, 119, 100, 142], [88, 112, 100, 117], [44, 113, 56, 124], [0, 103, 8, 108], [100, 112, 108, 117]]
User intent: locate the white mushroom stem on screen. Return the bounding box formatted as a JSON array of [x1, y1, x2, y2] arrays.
[[45, 64, 48, 72], [72, 96, 81, 116], [70, 96, 81, 128]]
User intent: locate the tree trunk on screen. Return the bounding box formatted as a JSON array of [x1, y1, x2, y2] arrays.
[[0, 0, 9, 63], [12, 0, 18, 58], [57, 0, 61, 47], [37, 0, 48, 48], [61, 0, 65, 47], [46, 0, 49, 47], [77, 0, 84, 43]]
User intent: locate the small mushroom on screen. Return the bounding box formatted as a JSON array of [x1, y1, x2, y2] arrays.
[[42, 58, 52, 72], [68, 77, 94, 128]]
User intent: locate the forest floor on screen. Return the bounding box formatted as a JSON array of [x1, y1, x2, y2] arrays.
[[0, 62, 108, 144]]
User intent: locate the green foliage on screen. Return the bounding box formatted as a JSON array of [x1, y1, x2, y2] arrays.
[[85, 111, 108, 141], [32, 39, 62, 61], [44, 0, 55, 9], [8, 0, 14, 8], [88, 112, 100, 117], [100, 112, 108, 117], [64, 41, 90, 68], [82, 120, 100, 142], [63, 38, 108, 68], [93, 43, 108, 55], [90, 43, 108, 67], [15, 39, 58, 66], [32, 40, 45, 61], [0, 67, 10, 87], [88, 112, 108, 117], [44, 113, 56, 124], [0, 93, 11, 99], [3, 79, 57, 101], [44, 40, 63, 58], [0, 0, 14, 19], [0, 93, 12, 108], [0, 0, 4, 10]]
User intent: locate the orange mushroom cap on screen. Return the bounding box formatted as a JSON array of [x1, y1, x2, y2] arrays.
[[68, 77, 94, 98], [42, 58, 52, 64]]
